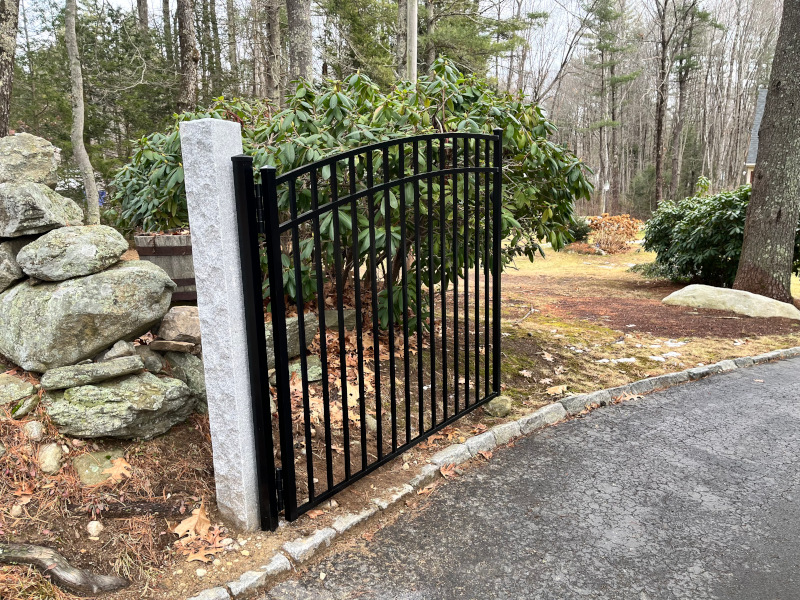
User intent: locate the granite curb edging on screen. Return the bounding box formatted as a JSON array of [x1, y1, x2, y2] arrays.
[[186, 346, 800, 599]]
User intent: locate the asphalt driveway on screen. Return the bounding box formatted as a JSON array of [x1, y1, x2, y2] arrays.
[[265, 358, 800, 599]]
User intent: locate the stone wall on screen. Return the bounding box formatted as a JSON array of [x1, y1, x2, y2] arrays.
[[0, 134, 208, 445]]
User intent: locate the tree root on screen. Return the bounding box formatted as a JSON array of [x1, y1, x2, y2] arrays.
[[0, 542, 129, 596]]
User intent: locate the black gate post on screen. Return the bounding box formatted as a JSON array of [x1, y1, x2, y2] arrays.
[[261, 165, 298, 519], [492, 128, 503, 393], [232, 155, 279, 531]]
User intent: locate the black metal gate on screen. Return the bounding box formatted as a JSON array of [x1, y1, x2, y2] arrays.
[[232, 129, 503, 531]]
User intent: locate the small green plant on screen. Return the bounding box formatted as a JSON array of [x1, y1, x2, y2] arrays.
[[695, 175, 711, 197], [643, 184, 800, 287], [567, 216, 592, 244]]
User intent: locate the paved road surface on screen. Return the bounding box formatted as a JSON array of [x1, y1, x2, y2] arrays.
[[266, 358, 800, 599]]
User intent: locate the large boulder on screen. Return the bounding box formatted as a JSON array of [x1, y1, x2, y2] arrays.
[[159, 306, 202, 344], [0, 182, 83, 237], [0, 133, 61, 188], [0, 261, 176, 372], [0, 238, 33, 293], [663, 284, 800, 321], [45, 372, 194, 439], [16, 225, 128, 281]]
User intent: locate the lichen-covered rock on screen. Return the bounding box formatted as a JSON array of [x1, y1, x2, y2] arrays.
[[165, 351, 206, 409], [40, 356, 145, 391], [663, 284, 800, 320], [0, 182, 83, 237], [0, 238, 34, 293], [0, 261, 175, 372], [16, 225, 128, 281], [0, 133, 61, 187], [0, 373, 36, 407], [484, 396, 513, 418], [96, 340, 135, 362], [38, 443, 63, 474], [45, 372, 193, 439], [72, 449, 125, 485], [159, 306, 201, 344], [266, 313, 319, 369], [135, 345, 165, 373]]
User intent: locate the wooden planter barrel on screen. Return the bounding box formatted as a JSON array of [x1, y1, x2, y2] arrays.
[[134, 234, 196, 301]]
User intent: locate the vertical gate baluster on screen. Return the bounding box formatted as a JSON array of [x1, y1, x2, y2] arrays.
[[288, 177, 315, 504], [426, 139, 436, 431], [261, 165, 298, 519], [366, 151, 383, 461], [399, 142, 411, 445], [492, 129, 503, 393], [383, 146, 398, 452], [331, 162, 351, 480], [349, 155, 368, 471], [413, 140, 424, 434], [474, 141, 481, 403], [453, 137, 460, 414], [310, 169, 335, 493], [464, 138, 470, 408], [484, 139, 491, 399], [439, 139, 448, 422]]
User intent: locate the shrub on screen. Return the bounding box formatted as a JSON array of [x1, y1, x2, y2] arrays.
[[643, 184, 800, 287], [567, 216, 592, 244], [565, 241, 604, 255], [588, 213, 642, 254], [112, 60, 593, 323]]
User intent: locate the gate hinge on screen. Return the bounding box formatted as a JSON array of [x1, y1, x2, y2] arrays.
[[275, 467, 284, 512]]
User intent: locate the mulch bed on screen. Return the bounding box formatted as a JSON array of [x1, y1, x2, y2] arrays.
[[545, 296, 800, 338]]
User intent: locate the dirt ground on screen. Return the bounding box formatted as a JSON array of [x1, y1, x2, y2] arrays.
[[4, 244, 800, 599]]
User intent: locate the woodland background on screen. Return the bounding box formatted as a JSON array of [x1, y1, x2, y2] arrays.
[[5, 0, 781, 217]]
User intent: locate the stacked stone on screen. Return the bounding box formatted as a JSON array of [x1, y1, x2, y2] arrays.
[[0, 133, 206, 443]]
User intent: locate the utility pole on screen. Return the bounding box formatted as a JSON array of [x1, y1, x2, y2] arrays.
[[406, 0, 418, 80]]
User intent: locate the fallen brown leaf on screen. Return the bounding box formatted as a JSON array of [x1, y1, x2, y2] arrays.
[[440, 464, 458, 479], [546, 385, 568, 395], [102, 457, 132, 482], [172, 502, 211, 540]]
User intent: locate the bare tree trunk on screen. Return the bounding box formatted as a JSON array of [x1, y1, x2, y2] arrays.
[[396, 0, 407, 78], [177, 0, 198, 112], [653, 0, 670, 206], [610, 61, 620, 213], [209, 0, 222, 93], [406, 0, 417, 80], [668, 67, 688, 200], [425, 0, 435, 67], [137, 0, 148, 29], [163, 0, 174, 65], [226, 0, 239, 92], [733, 0, 800, 302], [286, 0, 312, 81], [0, 0, 20, 136], [65, 0, 100, 225], [265, 0, 281, 102]]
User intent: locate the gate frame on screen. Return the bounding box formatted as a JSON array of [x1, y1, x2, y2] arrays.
[[233, 129, 504, 530]]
